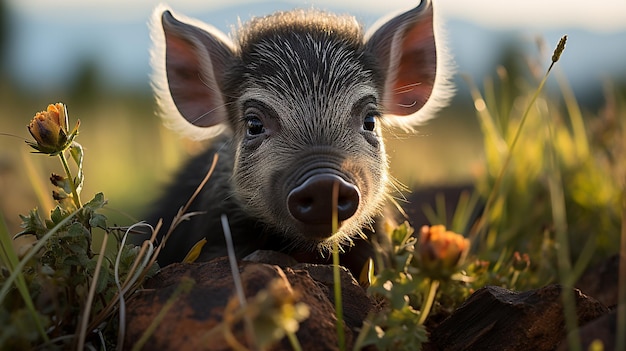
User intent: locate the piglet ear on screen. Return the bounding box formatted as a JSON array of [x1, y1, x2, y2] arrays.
[[365, 0, 453, 130], [150, 5, 236, 139]]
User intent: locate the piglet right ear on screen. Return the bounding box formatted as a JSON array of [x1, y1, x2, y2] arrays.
[[365, 0, 453, 131], [150, 5, 236, 139]]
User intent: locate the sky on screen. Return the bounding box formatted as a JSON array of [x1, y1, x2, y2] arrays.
[[8, 0, 626, 32], [4, 0, 626, 97]]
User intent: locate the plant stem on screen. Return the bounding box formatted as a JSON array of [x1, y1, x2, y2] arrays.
[[331, 181, 346, 351], [332, 240, 346, 351], [286, 331, 303, 351], [222, 214, 257, 348], [616, 185, 626, 351], [418, 279, 440, 325], [76, 232, 109, 350], [510, 270, 520, 288], [59, 150, 82, 208], [471, 56, 556, 246], [544, 98, 581, 351]]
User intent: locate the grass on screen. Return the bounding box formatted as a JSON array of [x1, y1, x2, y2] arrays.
[[0, 35, 625, 350], [360, 35, 625, 350], [466, 36, 624, 350]]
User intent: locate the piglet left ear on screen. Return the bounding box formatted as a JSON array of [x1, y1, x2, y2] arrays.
[[150, 4, 236, 140], [365, 0, 453, 129]]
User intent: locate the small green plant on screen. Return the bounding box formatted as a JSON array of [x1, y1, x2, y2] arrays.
[[0, 103, 158, 349], [355, 221, 535, 350], [355, 223, 469, 350]]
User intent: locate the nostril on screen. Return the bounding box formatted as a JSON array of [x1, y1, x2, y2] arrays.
[[337, 195, 353, 212], [296, 197, 313, 213]]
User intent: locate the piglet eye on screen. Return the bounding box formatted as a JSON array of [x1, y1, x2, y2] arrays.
[[246, 117, 265, 136], [363, 111, 378, 131]]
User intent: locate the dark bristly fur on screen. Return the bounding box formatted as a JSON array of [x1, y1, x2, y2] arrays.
[[146, 136, 379, 276], [142, 1, 451, 277]]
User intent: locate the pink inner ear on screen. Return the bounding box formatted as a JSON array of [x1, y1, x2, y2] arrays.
[[387, 14, 437, 116], [164, 29, 227, 128]]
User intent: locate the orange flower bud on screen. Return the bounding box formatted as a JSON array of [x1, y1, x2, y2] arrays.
[[26, 103, 78, 155], [417, 225, 470, 278], [512, 251, 530, 271]]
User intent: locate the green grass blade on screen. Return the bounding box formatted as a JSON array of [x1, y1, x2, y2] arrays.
[[0, 211, 77, 305], [331, 180, 346, 351], [0, 212, 50, 343], [555, 70, 589, 159], [617, 179, 626, 351], [450, 190, 481, 235]]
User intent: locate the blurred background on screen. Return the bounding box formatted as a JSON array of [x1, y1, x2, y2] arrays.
[[1, 0, 625, 235]]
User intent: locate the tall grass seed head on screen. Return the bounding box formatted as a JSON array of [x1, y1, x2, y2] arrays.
[[417, 225, 470, 279], [26, 103, 79, 155], [552, 35, 567, 63]]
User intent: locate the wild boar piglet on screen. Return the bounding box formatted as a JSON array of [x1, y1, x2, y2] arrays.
[[145, 0, 453, 276]]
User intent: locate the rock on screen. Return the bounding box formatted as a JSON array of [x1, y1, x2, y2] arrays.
[[243, 249, 299, 267], [576, 254, 620, 308], [557, 308, 618, 351], [123, 256, 375, 350], [123, 249, 619, 350], [293, 263, 375, 333], [427, 284, 609, 351]]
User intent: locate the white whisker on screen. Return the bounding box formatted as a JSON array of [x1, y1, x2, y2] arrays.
[[397, 101, 418, 108], [189, 100, 236, 126], [393, 82, 423, 93]]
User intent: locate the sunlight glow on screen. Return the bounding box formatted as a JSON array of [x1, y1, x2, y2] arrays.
[[8, 0, 626, 31]]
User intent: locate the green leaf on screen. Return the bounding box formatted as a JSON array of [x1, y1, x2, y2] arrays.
[[96, 264, 111, 294], [66, 222, 89, 239], [89, 213, 108, 230], [85, 258, 111, 295], [49, 206, 65, 226], [68, 243, 89, 257], [83, 193, 106, 211], [16, 209, 47, 238], [63, 255, 82, 266], [1, 213, 51, 344], [69, 143, 84, 194], [390, 222, 414, 247]]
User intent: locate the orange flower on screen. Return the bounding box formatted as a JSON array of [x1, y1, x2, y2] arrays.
[[417, 225, 470, 278], [26, 103, 79, 155]]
